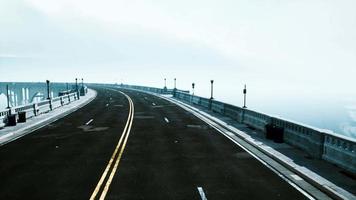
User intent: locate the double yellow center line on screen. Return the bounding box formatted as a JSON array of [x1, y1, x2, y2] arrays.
[[90, 91, 134, 200]]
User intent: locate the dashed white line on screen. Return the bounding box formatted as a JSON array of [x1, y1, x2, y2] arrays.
[[164, 117, 169, 123], [197, 187, 207, 200], [85, 119, 94, 125], [106, 104, 109, 107], [152, 102, 156, 106]]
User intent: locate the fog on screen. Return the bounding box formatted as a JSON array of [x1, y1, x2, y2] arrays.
[[1, 0, 355, 137]]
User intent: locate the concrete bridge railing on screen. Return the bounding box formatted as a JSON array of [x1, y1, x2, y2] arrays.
[[0, 92, 78, 129], [118, 84, 356, 174]]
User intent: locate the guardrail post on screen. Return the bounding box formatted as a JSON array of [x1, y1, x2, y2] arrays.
[[49, 99, 53, 111], [60, 97, 64, 106], [68, 94, 71, 102], [33, 103, 38, 116]]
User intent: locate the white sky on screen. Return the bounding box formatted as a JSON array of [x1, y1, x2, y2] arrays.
[[1, 0, 356, 100]]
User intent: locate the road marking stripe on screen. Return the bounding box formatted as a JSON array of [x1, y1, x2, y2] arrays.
[[164, 117, 169, 123], [165, 97, 316, 200], [197, 187, 207, 200], [99, 95, 134, 200], [85, 119, 94, 125], [152, 102, 156, 106], [90, 90, 134, 200]]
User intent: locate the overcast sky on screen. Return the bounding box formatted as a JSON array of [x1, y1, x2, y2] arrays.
[[1, 0, 356, 100]]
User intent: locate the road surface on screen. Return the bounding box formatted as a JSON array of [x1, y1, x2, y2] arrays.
[[0, 87, 309, 200]]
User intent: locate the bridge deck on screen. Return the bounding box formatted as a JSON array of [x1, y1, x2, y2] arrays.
[[0, 87, 352, 199]]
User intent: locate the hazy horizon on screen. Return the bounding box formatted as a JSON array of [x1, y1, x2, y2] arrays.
[[1, 0, 356, 138]]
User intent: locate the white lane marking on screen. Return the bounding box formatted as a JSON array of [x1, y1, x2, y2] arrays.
[[160, 96, 316, 200], [106, 104, 109, 107], [85, 119, 94, 125], [152, 102, 156, 106], [164, 117, 169, 123], [291, 174, 303, 181], [197, 187, 207, 200]]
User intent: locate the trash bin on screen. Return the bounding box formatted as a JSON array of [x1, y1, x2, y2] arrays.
[[273, 126, 284, 143], [7, 114, 17, 126], [18, 111, 26, 123], [265, 124, 284, 143], [265, 124, 274, 140]]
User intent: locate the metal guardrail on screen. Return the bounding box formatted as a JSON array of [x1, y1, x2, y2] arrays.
[[0, 92, 79, 129], [119, 85, 356, 174]]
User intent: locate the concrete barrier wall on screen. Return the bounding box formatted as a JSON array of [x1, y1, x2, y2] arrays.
[[120, 86, 355, 174], [323, 134, 356, 173], [174, 91, 354, 172], [199, 98, 210, 108], [273, 118, 325, 158], [224, 103, 244, 122], [192, 96, 201, 105], [243, 109, 270, 132], [211, 100, 225, 114], [0, 92, 79, 128]]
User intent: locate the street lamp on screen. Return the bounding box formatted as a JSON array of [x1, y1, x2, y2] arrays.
[[6, 84, 10, 109], [46, 80, 51, 100], [192, 83, 195, 95], [75, 78, 80, 99], [164, 78, 167, 88], [174, 78, 176, 89], [243, 84, 247, 108], [210, 80, 214, 100]]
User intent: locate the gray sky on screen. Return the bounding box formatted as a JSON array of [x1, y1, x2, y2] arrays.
[[1, 0, 356, 99]]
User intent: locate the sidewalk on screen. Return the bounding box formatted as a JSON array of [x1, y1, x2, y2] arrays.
[[0, 89, 97, 146], [164, 95, 355, 200]]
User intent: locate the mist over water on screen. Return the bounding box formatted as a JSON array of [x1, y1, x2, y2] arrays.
[[218, 91, 356, 139]]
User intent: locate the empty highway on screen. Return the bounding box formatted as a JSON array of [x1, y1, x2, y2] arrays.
[[0, 87, 310, 199]]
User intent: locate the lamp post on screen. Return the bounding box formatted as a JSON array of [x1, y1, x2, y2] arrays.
[[192, 83, 195, 95], [66, 83, 69, 92], [243, 84, 247, 108], [210, 80, 214, 100], [173, 78, 177, 97], [75, 78, 80, 99], [6, 84, 10, 109], [164, 78, 167, 88], [46, 80, 51, 100]]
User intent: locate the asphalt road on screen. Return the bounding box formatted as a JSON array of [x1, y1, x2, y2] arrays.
[[0, 87, 309, 200]]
